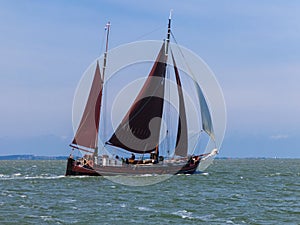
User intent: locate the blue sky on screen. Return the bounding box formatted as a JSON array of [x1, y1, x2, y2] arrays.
[[1, 0, 300, 157]]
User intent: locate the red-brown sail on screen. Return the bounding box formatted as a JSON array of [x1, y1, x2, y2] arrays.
[[107, 43, 167, 153], [171, 52, 188, 157], [71, 61, 103, 150]]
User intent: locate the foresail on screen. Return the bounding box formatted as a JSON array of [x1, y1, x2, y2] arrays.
[[71, 61, 103, 150], [195, 83, 215, 140], [107, 43, 167, 153], [172, 52, 188, 157]]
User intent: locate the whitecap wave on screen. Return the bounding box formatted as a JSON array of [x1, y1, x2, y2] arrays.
[[172, 210, 194, 219], [172, 210, 215, 221], [136, 206, 157, 212], [0, 175, 66, 180]]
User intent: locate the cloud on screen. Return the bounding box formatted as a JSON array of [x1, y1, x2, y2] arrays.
[[270, 134, 289, 140]]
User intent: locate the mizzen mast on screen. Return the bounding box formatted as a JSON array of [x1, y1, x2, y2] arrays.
[[94, 21, 110, 161], [102, 21, 110, 80]]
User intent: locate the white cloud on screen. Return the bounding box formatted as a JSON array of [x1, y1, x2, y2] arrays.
[[270, 134, 289, 140]]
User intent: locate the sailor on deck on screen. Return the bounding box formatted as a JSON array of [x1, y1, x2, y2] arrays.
[[130, 153, 135, 160]]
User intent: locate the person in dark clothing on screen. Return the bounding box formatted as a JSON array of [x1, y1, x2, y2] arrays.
[[131, 153, 135, 160]]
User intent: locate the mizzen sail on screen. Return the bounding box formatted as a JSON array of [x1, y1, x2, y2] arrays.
[[71, 61, 103, 150]]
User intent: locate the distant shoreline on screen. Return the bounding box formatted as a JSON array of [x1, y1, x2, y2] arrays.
[[0, 155, 298, 160], [0, 155, 67, 160]]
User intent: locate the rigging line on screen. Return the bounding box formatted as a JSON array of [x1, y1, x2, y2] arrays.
[[105, 142, 135, 156], [100, 143, 111, 156], [170, 31, 190, 70], [171, 31, 201, 90], [171, 31, 216, 145], [133, 24, 165, 41], [190, 130, 203, 139], [170, 31, 193, 72], [99, 27, 106, 57], [168, 67, 171, 156], [190, 130, 204, 154]]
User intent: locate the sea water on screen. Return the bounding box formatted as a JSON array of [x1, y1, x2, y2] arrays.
[[0, 159, 299, 224]]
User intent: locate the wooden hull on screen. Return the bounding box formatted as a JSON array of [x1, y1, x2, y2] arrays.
[[65, 157, 100, 176], [65, 156, 201, 176]]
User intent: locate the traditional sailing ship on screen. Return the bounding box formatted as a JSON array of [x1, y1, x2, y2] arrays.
[[65, 14, 218, 176]]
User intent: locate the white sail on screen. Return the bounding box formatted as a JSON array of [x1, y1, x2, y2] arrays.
[[194, 82, 215, 141]]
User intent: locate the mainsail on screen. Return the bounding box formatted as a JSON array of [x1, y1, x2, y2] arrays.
[[71, 61, 103, 151], [107, 43, 168, 153], [171, 52, 188, 157]]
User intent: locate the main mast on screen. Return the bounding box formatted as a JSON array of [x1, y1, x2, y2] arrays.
[[165, 10, 172, 157], [165, 10, 172, 55]]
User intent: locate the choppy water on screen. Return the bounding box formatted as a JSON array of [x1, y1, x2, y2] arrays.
[[0, 159, 299, 224]]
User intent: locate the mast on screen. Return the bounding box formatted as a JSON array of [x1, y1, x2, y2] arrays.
[[165, 10, 172, 157], [96, 21, 110, 160], [102, 22, 110, 81], [165, 10, 172, 55]]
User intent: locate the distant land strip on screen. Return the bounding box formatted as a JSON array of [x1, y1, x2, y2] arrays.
[[0, 155, 277, 160], [0, 155, 68, 160]]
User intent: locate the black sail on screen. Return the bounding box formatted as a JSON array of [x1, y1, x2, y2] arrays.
[[107, 43, 167, 153], [171, 52, 188, 157]]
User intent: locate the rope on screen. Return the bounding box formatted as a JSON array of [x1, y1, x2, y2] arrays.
[[170, 31, 217, 148], [99, 27, 106, 57], [134, 24, 165, 41]]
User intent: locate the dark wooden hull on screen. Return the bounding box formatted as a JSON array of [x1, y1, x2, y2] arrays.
[[65, 156, 201, 176], [65, 157, 101, 176]]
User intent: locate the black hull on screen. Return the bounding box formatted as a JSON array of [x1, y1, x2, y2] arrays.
[[65, 156, 202, 177]]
